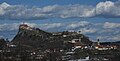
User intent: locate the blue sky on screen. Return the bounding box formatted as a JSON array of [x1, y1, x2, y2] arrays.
[[0, 0, 117, 6], [0, 0, 120, 42]]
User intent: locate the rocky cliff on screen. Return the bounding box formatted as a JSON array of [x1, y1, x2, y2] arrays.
[[0, 38, 6, 49]]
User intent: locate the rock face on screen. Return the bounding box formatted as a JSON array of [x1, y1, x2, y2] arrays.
[[11, 23, 92, 49], [0, 38, 6, 49]]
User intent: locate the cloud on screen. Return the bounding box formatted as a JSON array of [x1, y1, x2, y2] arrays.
[[0, 2, 10, 15], [95, 1, 120, 18], [0, 3, 95, 20], [66, 21, 90, 29], [97, 34, 120, 42], [0, 22, 64, 31], [0, 23, 19, 31], [39, 23, 64, 30], [80, 28, 97, 34], [93, 21, 120, 42], [60, 5, 95, 18], [95, 1, 115, 17], [0, 1, 120, 20], [103, 22, 120, 28], [112, 34, 120, 41]]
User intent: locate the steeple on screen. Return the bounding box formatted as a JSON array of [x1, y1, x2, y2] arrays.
[[97, 39, 100, 45]]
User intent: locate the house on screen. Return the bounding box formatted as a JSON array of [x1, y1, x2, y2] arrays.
[[92, 40, 117, 50], [94, 45, 117, 50], [67, 39, 90, 50]]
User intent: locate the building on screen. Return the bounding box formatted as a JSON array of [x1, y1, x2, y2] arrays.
[[19, 23, 33, 30], [92, 39, 117, 50]]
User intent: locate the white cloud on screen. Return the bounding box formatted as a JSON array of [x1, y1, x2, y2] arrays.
[[40, 23, 63, 30], [112, 34, 120, 41], [1, 1, 120, 20], [0, 22, 63, 31], [67, 21, 90, 29], [60, 5, 95, 18], [96, 1, 115, 15], [80, 28, 97, 34], [0, 2, 10, 15], [0, 23, 19, 31], [103, 22, 120, 28], [97, 34, 120, 42]]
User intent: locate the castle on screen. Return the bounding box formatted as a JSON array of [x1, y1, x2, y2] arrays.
[[19, 23, 33, 30]]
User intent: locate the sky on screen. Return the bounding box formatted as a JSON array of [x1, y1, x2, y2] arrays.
[[0, 0, 120, 42]]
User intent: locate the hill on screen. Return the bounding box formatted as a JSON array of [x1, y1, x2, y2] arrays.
[[11, 23, 93, 49]]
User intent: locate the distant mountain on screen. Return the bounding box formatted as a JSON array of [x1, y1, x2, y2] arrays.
[[101, 41, 120, 46], [11, 24, 92, 49]]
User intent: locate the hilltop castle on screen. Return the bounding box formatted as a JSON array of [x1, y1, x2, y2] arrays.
[[19, 23, 40, 31]]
